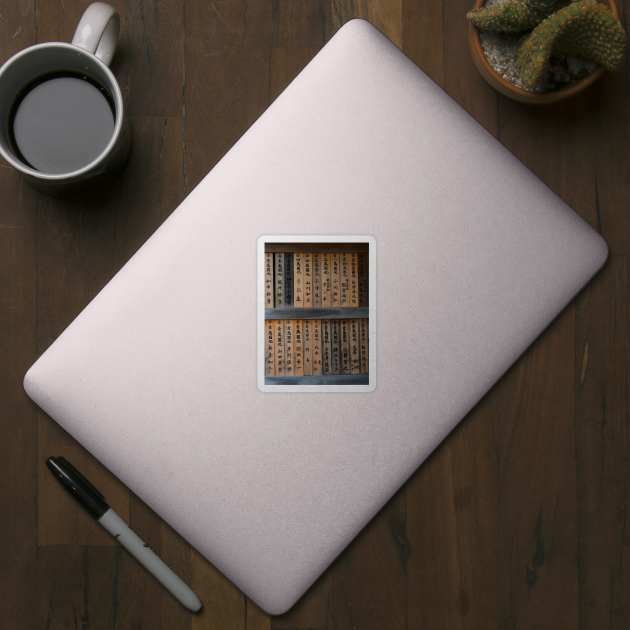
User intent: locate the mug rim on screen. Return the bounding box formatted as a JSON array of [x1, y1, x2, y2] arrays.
[[0, 41, 125, 181]]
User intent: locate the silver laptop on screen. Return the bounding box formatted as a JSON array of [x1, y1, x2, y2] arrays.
[[24, 19, 607, 614]]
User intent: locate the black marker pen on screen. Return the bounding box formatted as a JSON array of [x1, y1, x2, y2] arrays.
[[46, 456, 202, 612]]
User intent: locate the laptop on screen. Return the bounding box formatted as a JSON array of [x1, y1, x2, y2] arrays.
[[23, 19, 608, 614]]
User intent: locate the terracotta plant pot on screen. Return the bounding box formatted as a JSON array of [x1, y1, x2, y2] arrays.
[[468, 0, 619, 103]]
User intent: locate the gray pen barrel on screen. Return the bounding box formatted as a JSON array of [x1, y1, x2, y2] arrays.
[[98, 508, 202, 612]]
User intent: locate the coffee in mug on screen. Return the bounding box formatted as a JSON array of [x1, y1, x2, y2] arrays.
[[11, 72, 116, 174], [0, 2, 131, 197]]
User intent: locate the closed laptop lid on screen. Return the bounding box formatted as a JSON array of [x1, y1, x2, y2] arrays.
[[24, 19, 607, 614]]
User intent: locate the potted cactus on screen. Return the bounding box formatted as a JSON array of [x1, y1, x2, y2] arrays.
[[467, 0, 627, 102]]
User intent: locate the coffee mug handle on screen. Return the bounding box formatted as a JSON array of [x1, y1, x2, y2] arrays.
[[71, 2, 120, 67]]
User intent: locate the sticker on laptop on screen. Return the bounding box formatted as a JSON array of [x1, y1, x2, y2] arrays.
[[257, 235, 375, 392]]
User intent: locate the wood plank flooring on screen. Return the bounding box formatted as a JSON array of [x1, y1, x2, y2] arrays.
[[1, 0, 628, 627]]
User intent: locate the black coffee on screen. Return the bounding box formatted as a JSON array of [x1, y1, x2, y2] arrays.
[[10, 73, 115, 174]]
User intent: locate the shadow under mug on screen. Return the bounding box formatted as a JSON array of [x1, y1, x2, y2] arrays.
[[0, 2, 131, 197]]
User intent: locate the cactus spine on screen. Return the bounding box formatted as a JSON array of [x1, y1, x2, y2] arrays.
[[516, 1, 627, 85], [467, 0, 567, 33]]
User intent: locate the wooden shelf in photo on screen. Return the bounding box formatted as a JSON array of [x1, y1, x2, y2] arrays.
[[265, 374, 369, 386], [265, 242, 369, 253], [265, 307, 368, 320], [264, 243, 370, 384]]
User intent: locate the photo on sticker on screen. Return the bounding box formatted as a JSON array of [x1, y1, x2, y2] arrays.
[[262, 239, 371, 389]]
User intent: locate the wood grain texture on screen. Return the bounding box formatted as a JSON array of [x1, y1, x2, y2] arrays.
[[331, 485, 408, 630], [1, 0, 628, 627], [271, 0, 332, 46], [340, 253, 349, 307], [443, 0, 497, 131], [497, 96, 598, 238], [295, 252, 304, 307], [331, 253, 340, 308], [0, 5, 38, 628], [0, 0, 36, 56], [34, 187, 119, 355], [33, 149, 124, 549], [36, 545, 119, 630], [313, 253, 322, 307], [271, 573, 332, 629], [295, 319, 304, 375], [270, 46, 323, 102], [350, 254, 358, 308], [304, 253, 313, 307], [495, 53, 630, 257], [126, 0, 183, 116], [588, 76, 630, 254], [275, 253, 285, 308], [111, 116, 185, 270], [36, 0, 127, 96], [360, 318, 369, 374], [350, 319, 361, 374], [313, 319, 323, 375], [191, 548, 271, 630], [286, 317, 295, 376], [497, 305, 578, 629], [340, 319, 350, 374], [332, 0, 402, 48], [184, 0, 271, 191], [275, 319, 286, 376], [303, 318, 313, 375], [407, 390, 498, 629], [576, 256, 630, 629], [322, 319, 332, 374], [37, 417, 129, 546], [266, 320, 276, 375], [266, 253, 275, 308], [358, 253, 368, 307], [403, 0, 444, 87], [118, 494, 193, 629], [331, 319, 341, 374], [322, 253, 332, 307], [285, 252, 294, 307]]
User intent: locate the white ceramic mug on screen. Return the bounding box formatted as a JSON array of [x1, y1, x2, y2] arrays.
[[0, 2, 131, 197]]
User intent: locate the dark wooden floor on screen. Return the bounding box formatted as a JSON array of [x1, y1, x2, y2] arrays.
[[1, 0, 629, 628]]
